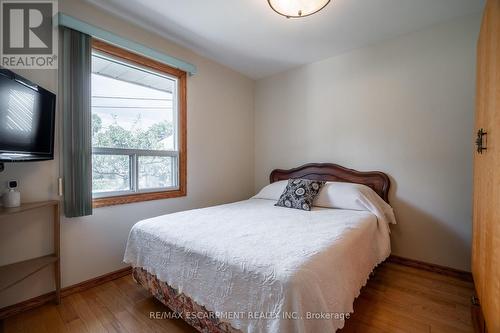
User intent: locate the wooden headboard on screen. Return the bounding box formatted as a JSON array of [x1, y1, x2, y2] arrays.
[[270, 163, 391, 203]]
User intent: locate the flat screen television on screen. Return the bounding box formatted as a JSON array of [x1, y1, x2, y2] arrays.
[[0, 68, 56, 162]]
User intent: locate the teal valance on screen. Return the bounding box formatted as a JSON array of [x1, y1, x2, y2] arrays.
[[57, 13, 197, 75]]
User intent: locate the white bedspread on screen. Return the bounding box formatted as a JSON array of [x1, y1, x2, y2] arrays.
[[124, 199, 392, 333]]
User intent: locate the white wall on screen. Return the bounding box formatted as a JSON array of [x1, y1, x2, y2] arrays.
[[0, 0, 254, 307], [254, 14, 480, 271]]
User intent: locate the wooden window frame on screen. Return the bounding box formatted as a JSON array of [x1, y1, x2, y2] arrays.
[[91, 39, 187, 208]]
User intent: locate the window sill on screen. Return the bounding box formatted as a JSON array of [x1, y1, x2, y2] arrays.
[[92, 188, 186, 208]]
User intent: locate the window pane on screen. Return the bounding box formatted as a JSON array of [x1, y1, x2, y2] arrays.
[[91, 52, 177, 151], [92, 154, 130, 193], [90, 46, 183, 201], [138, 156, 174, 190]]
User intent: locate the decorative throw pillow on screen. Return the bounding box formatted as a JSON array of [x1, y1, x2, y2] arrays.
[[275, 178, 325, 211]]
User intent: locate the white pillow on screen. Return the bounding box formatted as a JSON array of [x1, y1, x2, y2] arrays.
[[315, 182, 396, 224], [252, 180, 288, 200], [254, 180, 368, 205], [314, 182, 370, 210], [253, 181, 396, 225]]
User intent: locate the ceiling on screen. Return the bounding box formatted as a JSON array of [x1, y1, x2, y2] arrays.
[[86, 0, 485, 79]]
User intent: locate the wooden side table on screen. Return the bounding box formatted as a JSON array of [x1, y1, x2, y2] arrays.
[[0, 200, 61, 304]]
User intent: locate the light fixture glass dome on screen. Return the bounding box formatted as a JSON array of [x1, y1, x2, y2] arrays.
[[268, 0, 331, 18]]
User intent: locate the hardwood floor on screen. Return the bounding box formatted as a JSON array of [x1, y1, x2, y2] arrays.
[[0, 262, 475, 333], [341, 262, 474, 333]]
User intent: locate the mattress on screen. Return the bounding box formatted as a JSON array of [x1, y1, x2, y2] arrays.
[[124, 198, 392, 333]]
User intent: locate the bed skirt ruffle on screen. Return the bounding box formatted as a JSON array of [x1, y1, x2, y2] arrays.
[[132, 267, 242, 333]]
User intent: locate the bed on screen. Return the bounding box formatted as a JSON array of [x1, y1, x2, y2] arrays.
[[124, 163, 395, 333]]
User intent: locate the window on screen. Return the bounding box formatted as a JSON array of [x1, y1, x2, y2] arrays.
[[91, 40, 186, 207]]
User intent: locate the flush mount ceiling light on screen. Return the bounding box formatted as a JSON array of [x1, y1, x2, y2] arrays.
[[268, 0, 331, 18]]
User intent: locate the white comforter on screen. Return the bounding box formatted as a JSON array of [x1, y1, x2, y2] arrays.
[[124, 199, 392, 333]]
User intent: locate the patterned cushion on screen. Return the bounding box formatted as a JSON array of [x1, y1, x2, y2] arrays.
[[275, 178, 325, 211]]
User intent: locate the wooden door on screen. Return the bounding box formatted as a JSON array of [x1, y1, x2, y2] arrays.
[[472, 0, 500, 332]]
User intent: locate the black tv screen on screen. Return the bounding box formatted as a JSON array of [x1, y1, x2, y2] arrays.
[[0, 68, 56, 162]]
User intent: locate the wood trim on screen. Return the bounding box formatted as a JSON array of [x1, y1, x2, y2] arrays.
[[91, 39, 186, 77], [93, 189, 186, 208], [91, 39, 187, 208], [387, 255, 473, 282], [60, 266, 132, 297], [0, 291, 56, 321], [270, 163, 391, 203], [0, 267, 132, 320]]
